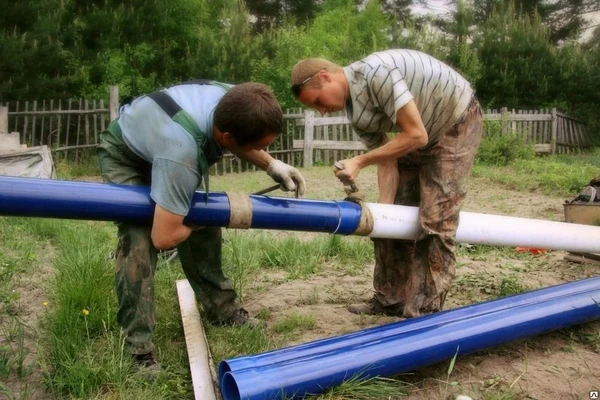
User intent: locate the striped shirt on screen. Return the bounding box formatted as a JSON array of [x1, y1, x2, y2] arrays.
[[343, 49, 473, 150]]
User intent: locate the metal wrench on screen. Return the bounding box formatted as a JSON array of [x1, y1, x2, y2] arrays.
[[253, 184, 300, 198]]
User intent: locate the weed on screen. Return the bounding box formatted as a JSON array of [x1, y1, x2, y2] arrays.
[[272, 313, 316, 334], [498, 276, 530, 297], [313, 374, 410, 399]]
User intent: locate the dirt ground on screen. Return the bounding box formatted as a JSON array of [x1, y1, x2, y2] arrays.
[[3, 173, 600, 400], [241, 178, 600, 400]]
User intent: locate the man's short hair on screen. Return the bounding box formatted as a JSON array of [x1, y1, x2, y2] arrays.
[[290, 58, 342, 96], [214, 83, 282, 146]]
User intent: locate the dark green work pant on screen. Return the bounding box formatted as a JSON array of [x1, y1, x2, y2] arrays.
[[97, 123, 240, 355]]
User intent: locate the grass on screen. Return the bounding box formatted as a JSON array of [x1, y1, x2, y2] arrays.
[[1, 148, 599, 399], [473, 147, 600, 197]]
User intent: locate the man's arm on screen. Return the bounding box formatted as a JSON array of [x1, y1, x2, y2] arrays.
[[236, 149, 307, 196], [334, 99, 428, 186], [235, 149, 273, 170], [151, 205, 193, 250]]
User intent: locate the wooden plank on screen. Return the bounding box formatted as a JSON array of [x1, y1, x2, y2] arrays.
[[293, 139, 367, 151], [48, 100, 54, 146], [100, 99, 107, 131], [40, 100, 46, 145], [296, 115, 349, 127], [85, 100, 90, 145], [56, 100, 62, 161], [65, 99, 72, 156], [22, 101, 29, 145], [534, 143, 551, 153], [53, 144, 98, 152], [0, 106, 7, 134], [556, 112, 585, 123], [93, 99, 98, 144], [13, 101, 19, 132], [550, 108, 557, 155], [76, 98, 82, 162], [109, 86, 119, 122], [176, 280, 220, 400], [31, 100, 38, 146], [564, 254, 600, 265], [303, 110, 314, 167], [501, 107, 509, 134]]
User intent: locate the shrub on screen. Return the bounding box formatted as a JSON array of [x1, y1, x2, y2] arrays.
[[476, 121, 535, 166]]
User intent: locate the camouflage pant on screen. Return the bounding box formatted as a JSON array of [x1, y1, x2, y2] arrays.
[[96, 123, 240, 355], [373, 99, 483, 318]]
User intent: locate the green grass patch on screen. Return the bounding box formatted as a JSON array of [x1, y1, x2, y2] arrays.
[[473, 148, 600, 196], [272, 312, 316, 334], [222, 231, 373, 294]]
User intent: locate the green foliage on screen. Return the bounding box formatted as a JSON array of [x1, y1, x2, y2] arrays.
[[389, 19, 450, 60], [476, 122, 535, 166], [252, 0, 390, 108], [475, 2, 558, 109], [474, 149, 600, 196], [499, 276, 530, 297]]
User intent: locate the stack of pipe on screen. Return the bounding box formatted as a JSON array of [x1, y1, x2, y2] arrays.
[[219, 277, 600, 400]]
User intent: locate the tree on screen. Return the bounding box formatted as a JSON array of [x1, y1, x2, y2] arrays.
[[470, 0, 595, 43], [245, 0, 324, 32], [475, 2, 559, 108]]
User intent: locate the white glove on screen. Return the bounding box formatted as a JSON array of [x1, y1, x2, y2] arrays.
[[266, 160, 306, 196]]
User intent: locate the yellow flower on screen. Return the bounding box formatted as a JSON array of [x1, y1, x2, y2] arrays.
[[81, 308, 90, 316], [42, 301, 48, 307]]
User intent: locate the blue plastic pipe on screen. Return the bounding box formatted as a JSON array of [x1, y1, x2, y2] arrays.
[[218, 276, 600, 384], [221, 285, 600, 400], [0, 176, 361, 235]]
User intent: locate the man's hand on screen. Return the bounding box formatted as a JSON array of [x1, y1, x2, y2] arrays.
[[266, 160, 306, 195], [333, 158, 361, 185], [151, 205, 193, 250]]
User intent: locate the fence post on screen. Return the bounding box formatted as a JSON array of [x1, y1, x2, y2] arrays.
[[0, 106, 7, 134], [109, 86, 120, 122], [500, 107, 509, 134], [550, 108, 557, 155], [303, 110, 314, 168]]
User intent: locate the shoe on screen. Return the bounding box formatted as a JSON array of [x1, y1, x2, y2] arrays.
[[348, 297, 403, 316], [133, 352, 161, 380], [223, 308, 266, 328]]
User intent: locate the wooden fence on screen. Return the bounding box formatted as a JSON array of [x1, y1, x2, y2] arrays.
[[292, 107, 594, 168], [0, 88, 594, 173], [0, 86, 119, 162]]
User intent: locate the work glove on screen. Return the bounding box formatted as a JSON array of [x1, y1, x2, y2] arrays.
[[266, 160, 306, 196]]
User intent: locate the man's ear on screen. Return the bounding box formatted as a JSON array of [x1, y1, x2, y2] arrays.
[[221, 132, 237, 147], [319, 70, 331, 83]]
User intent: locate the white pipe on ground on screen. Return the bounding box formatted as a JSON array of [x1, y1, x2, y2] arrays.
[[367, 203, 600, 254]]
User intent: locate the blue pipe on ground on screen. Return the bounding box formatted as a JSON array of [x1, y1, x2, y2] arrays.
[[218, 276, 600, 384], [0, 176, 361, 235], [220, 284, 600, 400]]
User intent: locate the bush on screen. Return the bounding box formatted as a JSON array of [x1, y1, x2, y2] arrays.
[[476, 122, 535, 166]]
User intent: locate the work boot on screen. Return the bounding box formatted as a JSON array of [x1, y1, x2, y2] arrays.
[[348, 297, 403, 317], [222, 308, 266, 328], [133, 352, 161, 380]]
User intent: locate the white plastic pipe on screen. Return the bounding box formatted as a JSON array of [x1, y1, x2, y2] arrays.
[[367, 203, 600, 254]]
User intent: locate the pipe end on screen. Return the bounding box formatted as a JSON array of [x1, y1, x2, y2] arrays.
[[222, 372, 241, 400], [218, 360, 232, 386]]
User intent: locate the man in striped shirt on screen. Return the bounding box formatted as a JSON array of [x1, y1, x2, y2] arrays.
[[291, 49, 483, 317]]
